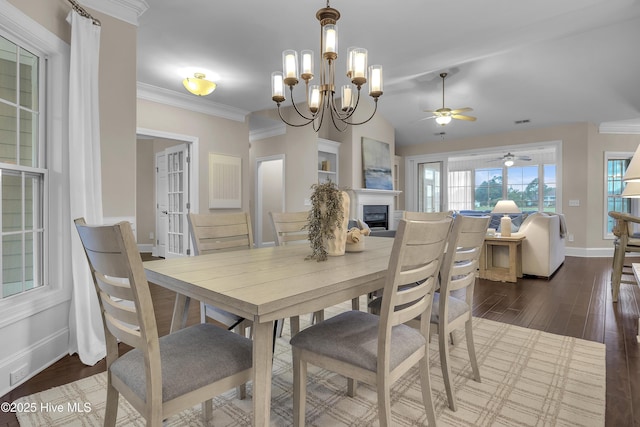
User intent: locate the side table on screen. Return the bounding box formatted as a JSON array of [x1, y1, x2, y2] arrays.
[[479, 234, 526, 283]]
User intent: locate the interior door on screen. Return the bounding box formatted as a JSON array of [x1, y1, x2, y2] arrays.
[[165, 144, 190, 258], [155, 151, 168, 258], [155, 144, 190, 258]]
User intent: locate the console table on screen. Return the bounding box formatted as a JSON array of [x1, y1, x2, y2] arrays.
[[479, 235, 525, 282]]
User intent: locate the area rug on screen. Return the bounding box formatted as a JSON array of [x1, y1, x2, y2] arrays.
[[15, 301, 605, 426]]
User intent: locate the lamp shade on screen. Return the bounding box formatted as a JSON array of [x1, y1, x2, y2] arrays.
[[623, 145, 640, 182], [182, 73, 216, 96], [622, 181, 640, 198], [492, 199, 521, 214]]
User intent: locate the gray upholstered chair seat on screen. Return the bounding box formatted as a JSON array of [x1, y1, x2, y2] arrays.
[[290, 310, 426, 372], [430, 293, 469, 325], [111, 323, 252, 402]]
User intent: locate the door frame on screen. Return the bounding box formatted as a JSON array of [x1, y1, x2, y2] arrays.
[[137, 127, 199, 256], [255, 154, 286, 248]]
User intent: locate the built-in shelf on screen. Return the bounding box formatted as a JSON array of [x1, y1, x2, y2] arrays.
[[318, 139, 340, 184]]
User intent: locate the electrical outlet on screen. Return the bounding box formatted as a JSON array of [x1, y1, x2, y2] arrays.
[[149, 231, 154, 240], [304, 198, 311, 206], [10, 364, 29, 385], [568, 233, 574, 242]]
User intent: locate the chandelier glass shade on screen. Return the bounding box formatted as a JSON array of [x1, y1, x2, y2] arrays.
[[271, 2, 383, 132], [183, 73, 216, 96]]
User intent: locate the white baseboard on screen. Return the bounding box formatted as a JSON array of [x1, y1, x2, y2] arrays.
[[565, 247, 614, 257], [137, 243, 154, 253], [0, 328, 69, 396]]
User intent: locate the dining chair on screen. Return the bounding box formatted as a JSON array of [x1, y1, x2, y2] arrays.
[[187, 212, 254, 334], [426, 214, 490, 411], [74, 218, 253, 427], [269, 210, 325, 336], [290, 217, 453, 427], [366, 210, 454, 311], [609, 211, 640, 302]]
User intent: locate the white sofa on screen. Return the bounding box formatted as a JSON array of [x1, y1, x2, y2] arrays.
[[512, 212, 566, 277]]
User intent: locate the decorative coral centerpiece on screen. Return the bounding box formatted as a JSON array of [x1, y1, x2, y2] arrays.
[[305, 180, 350, 261]]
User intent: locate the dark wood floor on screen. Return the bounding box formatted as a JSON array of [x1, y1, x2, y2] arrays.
[[1, 256, 638, 426]]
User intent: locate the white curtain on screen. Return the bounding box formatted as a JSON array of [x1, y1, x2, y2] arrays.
[[67, 11, 105, 365]]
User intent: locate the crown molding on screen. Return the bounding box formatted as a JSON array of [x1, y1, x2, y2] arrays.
[[599, 119, 640, 134], [137, 82, 248, 123], [80, 0, 149, 26], [249, 122, 286, 142]]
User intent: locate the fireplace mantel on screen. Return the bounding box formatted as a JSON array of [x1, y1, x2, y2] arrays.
[[347, 188, 402, 230]]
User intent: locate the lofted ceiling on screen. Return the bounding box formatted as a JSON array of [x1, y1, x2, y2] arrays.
[[134, 0, 640, 146]]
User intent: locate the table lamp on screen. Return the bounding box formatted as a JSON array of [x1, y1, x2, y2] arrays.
[[622, 181, 640, 198], [492, 200, 521, 237]]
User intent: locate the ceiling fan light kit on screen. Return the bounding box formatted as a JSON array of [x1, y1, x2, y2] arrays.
[[424, 72, 477, 126], [270, 1, 383, 132], [488, 152, 532, 167]]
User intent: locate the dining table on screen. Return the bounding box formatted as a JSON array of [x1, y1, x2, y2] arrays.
[[143, 235, 394, 426]]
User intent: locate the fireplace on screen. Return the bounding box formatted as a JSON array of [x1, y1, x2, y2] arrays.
[[363, 205, 388, 230], [347, 188, 401, 231]]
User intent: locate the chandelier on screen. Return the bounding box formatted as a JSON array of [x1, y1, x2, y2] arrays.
[[270, 1, 383, 132]]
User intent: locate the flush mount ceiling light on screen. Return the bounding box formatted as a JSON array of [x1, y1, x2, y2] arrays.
[[270, 0, 383, 132], [182, 73, 216, 96]]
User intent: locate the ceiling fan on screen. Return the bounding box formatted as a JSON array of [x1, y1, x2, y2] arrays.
[[423, 72, 477, 126], [488, 152, 532, 167]]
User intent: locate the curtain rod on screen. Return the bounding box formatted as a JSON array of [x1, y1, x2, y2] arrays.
[[67, 0, 101, 26]]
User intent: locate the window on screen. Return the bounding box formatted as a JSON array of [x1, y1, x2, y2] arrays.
[[445, 145, 559, 212], [474, 168, 503, 210], [604, 153, 634, 238], [0, 34, 45, 299]]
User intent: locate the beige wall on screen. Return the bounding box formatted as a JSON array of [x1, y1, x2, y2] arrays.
[[137, 99, 250, 215], [397, 122, 640, 253]]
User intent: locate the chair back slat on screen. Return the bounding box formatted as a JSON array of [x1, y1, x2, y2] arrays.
[[188, 212, 253, 255], [99, 287, 140, 328], [269, 211, 309, 246], [104, 310, 144, 348], [403, 210, 453, 221], [95, 275, 135, 301]]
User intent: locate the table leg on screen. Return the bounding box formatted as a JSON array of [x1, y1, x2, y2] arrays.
[[479, 242, 487, 279], [507, 242, 517, 282], [252, 320, 274, 427], [170, 294, 191, 333]]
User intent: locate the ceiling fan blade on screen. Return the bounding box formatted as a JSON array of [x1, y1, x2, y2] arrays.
[[452, 114, 477, 121], [518, 156, 532, 161], [450, 107, 473, 114]]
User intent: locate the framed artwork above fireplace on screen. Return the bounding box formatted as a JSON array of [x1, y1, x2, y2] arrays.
[[362, 137, 393, 190]]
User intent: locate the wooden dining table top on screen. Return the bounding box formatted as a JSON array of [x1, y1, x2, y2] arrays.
[[143, 235, 394, 323]]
